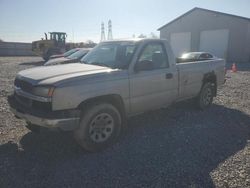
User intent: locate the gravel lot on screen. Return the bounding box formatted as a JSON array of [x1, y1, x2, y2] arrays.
[[0, 57, 249, 188]]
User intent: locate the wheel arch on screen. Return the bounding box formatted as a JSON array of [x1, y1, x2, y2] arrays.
[[77, 94, 127, 120]]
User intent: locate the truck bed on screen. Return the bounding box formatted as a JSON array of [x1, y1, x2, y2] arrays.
[[176, 59, 225, 101]]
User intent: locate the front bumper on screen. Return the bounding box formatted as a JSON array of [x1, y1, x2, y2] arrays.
[[8, 95, 80, 131]]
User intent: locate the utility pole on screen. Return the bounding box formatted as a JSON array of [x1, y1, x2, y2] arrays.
[[72, 28, 75, 43], [107, 20, 113, 40], [100, 22, 106, 42]]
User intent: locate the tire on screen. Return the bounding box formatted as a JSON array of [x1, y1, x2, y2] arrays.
[[196, 82, 214, 110], [42, 53, 50, 61], [43, 49, 54, 61], [43, 57, 49, 61], [74, 103, 122, 152]]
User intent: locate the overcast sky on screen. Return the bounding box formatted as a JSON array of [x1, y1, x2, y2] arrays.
[[0, 0, 250, 43]]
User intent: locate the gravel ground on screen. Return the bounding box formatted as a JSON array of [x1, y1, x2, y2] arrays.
[[0, 57, 249, 188]]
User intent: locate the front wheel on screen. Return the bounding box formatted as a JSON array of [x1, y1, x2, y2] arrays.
[[196, 82, 214, 109], [74, 103, 122, 152]]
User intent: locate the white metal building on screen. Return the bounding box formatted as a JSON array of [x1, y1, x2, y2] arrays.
[[158, 7, 250, 63]]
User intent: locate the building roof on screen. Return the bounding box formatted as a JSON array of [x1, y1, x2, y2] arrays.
[[158, 7, 250, 31]]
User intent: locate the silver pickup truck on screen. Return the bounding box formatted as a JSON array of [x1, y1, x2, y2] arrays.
[[8, 39, 225, 151]]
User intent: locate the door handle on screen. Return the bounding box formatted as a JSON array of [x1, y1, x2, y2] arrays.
[[165, 73, 173, 79]]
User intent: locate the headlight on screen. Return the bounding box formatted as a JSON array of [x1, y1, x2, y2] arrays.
[[32, 86, 55, 97]]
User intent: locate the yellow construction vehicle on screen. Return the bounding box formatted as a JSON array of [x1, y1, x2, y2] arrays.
[[32, 32, 69, 61]]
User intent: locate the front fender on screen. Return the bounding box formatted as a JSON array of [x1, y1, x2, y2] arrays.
[[52, 78, 130, 112]]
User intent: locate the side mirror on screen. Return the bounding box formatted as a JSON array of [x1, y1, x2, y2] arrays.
[[134, 60, 154, 72]]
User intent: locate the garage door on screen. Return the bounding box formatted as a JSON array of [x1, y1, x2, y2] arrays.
[[199, 29, 229, 59], [170, 32, 191, 57]]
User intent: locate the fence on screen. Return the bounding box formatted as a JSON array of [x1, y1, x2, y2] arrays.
[[0, 42, 35, 56]]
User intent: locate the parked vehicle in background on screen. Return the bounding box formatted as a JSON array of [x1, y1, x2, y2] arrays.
[[49, 48, 80, 60], [8, 39, 225, 151], [177, 52, 215, 63], [44, 48, 91, 66]]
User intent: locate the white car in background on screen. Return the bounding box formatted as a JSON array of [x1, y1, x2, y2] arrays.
[[44, 48, 92, 66], [49, 48, 81, 60], [177, 52, 215, 63]]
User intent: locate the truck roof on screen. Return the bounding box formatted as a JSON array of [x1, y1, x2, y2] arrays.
[[101, 38, 167, 43]]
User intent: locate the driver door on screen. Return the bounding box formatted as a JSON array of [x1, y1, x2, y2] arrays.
[[129, 42, 178, 114]]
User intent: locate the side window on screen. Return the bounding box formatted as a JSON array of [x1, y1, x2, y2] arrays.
[[206, 53, 213, 58], [138, 43, 169, 69], [200, 53, 213, 59]]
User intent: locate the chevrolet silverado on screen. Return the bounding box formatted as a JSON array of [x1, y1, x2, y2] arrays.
[[8, 38, 225, 151]]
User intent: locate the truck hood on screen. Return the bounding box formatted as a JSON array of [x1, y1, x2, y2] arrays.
[[44, 57, 72, 66], [17, 63, 112, 85]]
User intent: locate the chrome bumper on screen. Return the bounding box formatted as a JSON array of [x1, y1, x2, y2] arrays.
[[10, 106, 80, 131]]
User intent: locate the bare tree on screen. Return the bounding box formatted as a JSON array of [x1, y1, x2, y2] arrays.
[[149, 32, 159, 39], [137, 33, 159, 39], [85, 40, 96, 48], [138, 34, 147, 38]]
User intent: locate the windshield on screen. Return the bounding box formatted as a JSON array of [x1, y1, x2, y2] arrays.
[[81, 42, 137, 69], [67, 49, 88, 59], [63, 48, 79, 57]]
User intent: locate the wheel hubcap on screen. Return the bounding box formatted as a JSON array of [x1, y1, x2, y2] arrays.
[[89, 113, 114, 143], [202, 87, 212, 105]]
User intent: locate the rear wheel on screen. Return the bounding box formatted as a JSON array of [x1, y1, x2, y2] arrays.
[[74, 103, 122, 152], [196, 82, 214, 109]]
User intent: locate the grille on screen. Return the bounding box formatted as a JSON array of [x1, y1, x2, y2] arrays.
[[14, 93, 52, 112], [13, 79, 52, 113], [14, 78, 33, 93], [15, 94, 32, 108], [33, 100, 52, 112]]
